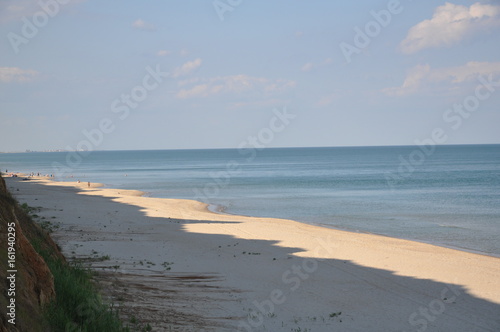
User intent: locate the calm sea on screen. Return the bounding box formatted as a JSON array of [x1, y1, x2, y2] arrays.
[[1, 145, 499, 257]]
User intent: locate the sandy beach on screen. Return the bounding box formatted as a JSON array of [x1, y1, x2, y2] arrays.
[[5, 176, 500, 331]]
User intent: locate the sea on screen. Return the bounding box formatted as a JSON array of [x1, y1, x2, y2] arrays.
[[1, 144, 499, 257]]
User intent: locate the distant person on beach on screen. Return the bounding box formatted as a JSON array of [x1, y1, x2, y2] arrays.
[[88, 182, 90, 188], [77, 180, 81, 183]]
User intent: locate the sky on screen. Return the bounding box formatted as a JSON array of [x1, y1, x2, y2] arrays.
[[1, 0, 500, 152]]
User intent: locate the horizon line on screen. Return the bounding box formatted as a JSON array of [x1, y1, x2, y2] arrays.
[[1, 142, 500, 154]]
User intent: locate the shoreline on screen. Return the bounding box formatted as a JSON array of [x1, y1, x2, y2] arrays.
[[5, 175, 500, 331], [216, 205, 500, 259], [97, 181, 500, 260], [8, 175, 500, 262], [6, 172, 499, 259], [212, 201, 500, 259], [308, 220, 500, 260], [47, 175, 500, 259]]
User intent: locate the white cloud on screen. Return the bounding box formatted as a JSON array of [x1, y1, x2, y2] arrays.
[[177, 77, 201, 87], [0, 1, 37, 24], [315, 93, 338, 107], [176, 84, 210, 99], [156, 50, 171, 57], [400, 2, 500, 54], [0, 67, 39, 83], [383, 61, 500, 96], [430, 61, 500, 83], [301, 63, 314, 72], [172, 58, 202, 78], [323, 58, 333, 65], [383, 64, 431, 96], [132, 19, 156, 31], [301, 58, 333, 72], [176, 75, 296, 99]]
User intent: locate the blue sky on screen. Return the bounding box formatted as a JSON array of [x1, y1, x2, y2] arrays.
[[1, 0, 499, 151]]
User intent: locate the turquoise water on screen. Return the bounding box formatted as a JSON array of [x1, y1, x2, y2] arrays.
[[1, 145, 499, 256]]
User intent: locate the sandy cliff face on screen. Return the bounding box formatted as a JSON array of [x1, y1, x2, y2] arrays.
[[0, 175, 61, 331]]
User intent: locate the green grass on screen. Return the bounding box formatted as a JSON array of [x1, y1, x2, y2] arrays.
[[329, 311, 342, 318], [20, 202, 35, 213], [20, 203, 59, 232], [15, 199, 149, 331], [161, 261, 174, 270], [38, 220, 60, 233], [97, 255, 111, 262], [34, 244, 129, 332]]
